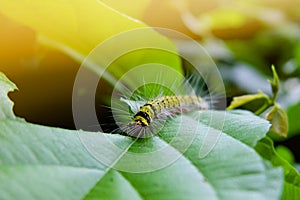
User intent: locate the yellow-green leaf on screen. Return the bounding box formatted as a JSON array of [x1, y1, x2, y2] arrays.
[[0, 0, 182, 84], [100, 0, 151, 19], [0, 0, 145, 55], [268, 65, 280, 100], [265, 103, 289, 137], [227, 91, 269, 110]]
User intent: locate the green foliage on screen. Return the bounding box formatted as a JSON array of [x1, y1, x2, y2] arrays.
[[0, 72, 285, 200], [227, 91, 269, 111], [265, 103, 289, 138], [268, 65, 280, 102], [287, 101, 300, 136], [228, 66, 289, 137], [276, 145, 295, 165], [255, 137, 300, 199]]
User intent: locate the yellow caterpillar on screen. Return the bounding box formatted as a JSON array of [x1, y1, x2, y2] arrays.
[[129, 95, 209, 127]]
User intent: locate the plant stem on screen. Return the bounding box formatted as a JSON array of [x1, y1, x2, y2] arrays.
[[255, 101, 272, 115]]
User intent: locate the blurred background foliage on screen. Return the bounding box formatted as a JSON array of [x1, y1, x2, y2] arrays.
[[0, 0, 300, 162]]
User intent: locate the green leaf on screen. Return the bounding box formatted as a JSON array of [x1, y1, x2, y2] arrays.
[[0, 112, 283, 199], [287, 101, 300, 136], [282, 182, 300, 200], [158, 114, 282, 199], [0, 119, 130, 199], [275, 145, 295, 165], [199, 110, 271, 147], [227, 91, 269, 110], [0, 72, 17, 120], [82, 169, 142, 200], [268, 65, 280, 101], [294, 44, 300, 69], [255, 137, 300, 199], [265, 103, 289, 137], [0, 165, 102, 200], [0, 74, 283, 199], [83, 111, 282, 199]]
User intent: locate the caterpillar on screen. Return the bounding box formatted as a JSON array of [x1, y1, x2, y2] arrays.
[[130, 95, 208, 126], [106, 69, 219, 138], [117, 94, 210, 138]]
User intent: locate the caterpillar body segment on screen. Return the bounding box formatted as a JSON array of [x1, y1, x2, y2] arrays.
[[130, 95, 209, 128]]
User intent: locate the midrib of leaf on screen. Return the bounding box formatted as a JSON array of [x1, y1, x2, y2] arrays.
[[156, 137, 219, 199], [165, 120, 225, 200], [158, 120, 220, 198], [80, 139, 142, 199], [82, 168, 144, 200]]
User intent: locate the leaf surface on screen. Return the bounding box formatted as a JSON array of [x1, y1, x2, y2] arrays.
[[0, 73, 284, 199]]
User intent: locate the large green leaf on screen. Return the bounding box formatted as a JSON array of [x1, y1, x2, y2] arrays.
[[0, 0, 182, 85], [0, 0, 147, 56], [0, 119, 130, 199], [0, 115, 283, 200], [0, 73, 284, 199]]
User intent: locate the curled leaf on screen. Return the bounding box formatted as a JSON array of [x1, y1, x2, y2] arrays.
[[227, 91, 269, 110], [265, 103, 289, 137]]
